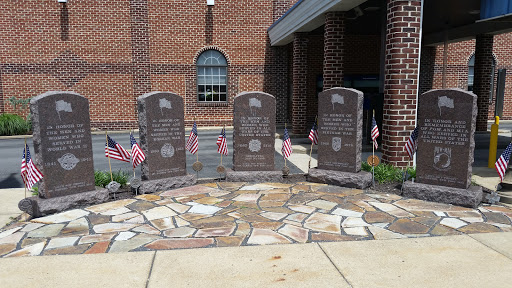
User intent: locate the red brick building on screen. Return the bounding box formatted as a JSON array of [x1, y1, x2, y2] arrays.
[[1, 0, 511, 167]]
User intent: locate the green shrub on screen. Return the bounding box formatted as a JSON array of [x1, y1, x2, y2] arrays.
[[0, 113, 31, 136], [361, 162, 416, 184], [94, 170, 129, 188]]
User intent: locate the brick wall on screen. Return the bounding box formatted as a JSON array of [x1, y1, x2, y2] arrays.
[[381, 0, 421, 168], [0, 0, 276, 129], [430, 32, 512, 121]]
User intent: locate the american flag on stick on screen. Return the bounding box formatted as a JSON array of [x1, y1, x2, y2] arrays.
[[282, 127, 292, 159], [371, 116, 379, 149], [21, 143, 43, 190], [308, 121, 318, 145], [216, 127, 228, 155], [404, 127, 419, 160], [105, 135, 131, 162], [130, 133, 145, 168], [186, 121, 198, 154], [496, 142, 512, 182]]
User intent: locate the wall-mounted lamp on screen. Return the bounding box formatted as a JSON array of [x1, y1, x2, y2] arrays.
[[58, 0, 68, 3], [207, 0, 214, 6]]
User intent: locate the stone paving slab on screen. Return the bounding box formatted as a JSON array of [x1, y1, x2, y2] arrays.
[[0, 251, 154, 288], [320, 234, 512, 288], [1, 182, 512, 258], [147, 243, 350, 288]]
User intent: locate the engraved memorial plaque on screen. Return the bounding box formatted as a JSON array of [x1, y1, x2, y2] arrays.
[[233, 92, 276, 171], [30, 92, 95, 198], [416, 89, 477, 189], [317, 88, 363, 173], [138, 92, 186, 180]]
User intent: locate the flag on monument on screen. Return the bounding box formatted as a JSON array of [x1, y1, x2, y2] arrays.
[[404, 127, 419, 160], [282, 127, 292, 159], [130, 132, 145, 168], [21, 144, 43, 190], [105, 135, 131, 162], [186, 121, 198, 154], [371, 116, 379, 149], [308, 121, 318, 145], [216, 127, 228, 155], [496, 142, 512, 182]]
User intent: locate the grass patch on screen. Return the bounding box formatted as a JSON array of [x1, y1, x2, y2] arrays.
[[0, 113, 31, 136], [361, 162, 416, 184], [94, 170, 130, 188]]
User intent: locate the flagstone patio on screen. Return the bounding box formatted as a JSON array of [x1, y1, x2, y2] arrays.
[[1, 182, 511, 258]]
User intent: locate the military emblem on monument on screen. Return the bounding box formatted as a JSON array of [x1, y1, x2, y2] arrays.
[[192, 161, 203, 172], [331, 93, 344, 110], [159, 98, 172, 115], [438, 96, 454, 116], [248, 139, 261, 152], [332, 137, 341, 152], [433, 146, 451, 171], [129, 177, 141, 189], [58, 153, 79, 170], [160, 143, 175, 158], [55, 100, 72, 121]]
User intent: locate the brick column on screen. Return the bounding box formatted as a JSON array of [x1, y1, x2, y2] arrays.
[[419, 46, 436, 95], [323, 11, 345, 90], [292, 32, 308, 134], [382, 0, 422, 167], [130, 0, 151, 98], [473, 34, 494, 131]]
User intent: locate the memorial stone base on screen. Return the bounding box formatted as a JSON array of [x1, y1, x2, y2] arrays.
[[307, 168, 372, 189], [402, 181, 483, 208], [18, 189, 109, 217], [226, 171, 283, 182], [139, 174, 196, 194]]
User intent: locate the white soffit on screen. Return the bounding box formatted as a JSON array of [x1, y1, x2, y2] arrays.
[[268, 0, 367, 46]]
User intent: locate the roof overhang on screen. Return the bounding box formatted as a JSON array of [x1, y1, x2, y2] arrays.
[[423, 13, 512, 46], [268, 0, 367, 46]]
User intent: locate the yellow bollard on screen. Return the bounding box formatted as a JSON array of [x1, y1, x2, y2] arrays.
[[488, 116, 500, 168]]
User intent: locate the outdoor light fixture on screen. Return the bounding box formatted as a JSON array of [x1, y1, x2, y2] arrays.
[[207, 0, 214, 6], [58, 0, 68, 3]]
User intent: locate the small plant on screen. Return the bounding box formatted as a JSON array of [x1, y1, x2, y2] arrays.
[[8, 96, 32, 111], [361, 162, 416, 184], [0, 113, 31, 136], [94, 170, 130, 188], [31, 186, 39, 196]]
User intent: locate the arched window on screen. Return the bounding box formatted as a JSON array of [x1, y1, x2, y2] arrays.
[[197, 50, 227, 102], [468, 54, 496, 92]]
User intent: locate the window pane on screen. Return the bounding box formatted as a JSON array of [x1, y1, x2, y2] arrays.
[[220, 67, 227, 75], [197, 76, 206, 85], [219, 76, 226, 84], [220, 85, 226, 92], [198, 85, 205, 92], [220, 94, 227, 101], [198, 93, 205, 101]]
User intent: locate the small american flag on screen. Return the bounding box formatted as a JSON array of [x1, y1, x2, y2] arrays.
[[282, 127, 292, 159], [404, 127, 419, 160], [186, 121, 198, 154], [21, 143, 43, 190], [216, 127, 228, 155], [496, 142, 512, 182], [371, 116, 379, 149], [130, 133, 145, 168], [105, 135, 131, 162], [308, 121, 318, 145]]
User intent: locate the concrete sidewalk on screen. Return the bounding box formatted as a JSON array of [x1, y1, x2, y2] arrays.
[[1, 233, 511, 288], [0, 188, 27, 227]]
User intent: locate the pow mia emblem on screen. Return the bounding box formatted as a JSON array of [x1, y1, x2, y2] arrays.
[[161, 143, 175, 158], [433, 146, 451, 171], [332, 137, 341, 152]]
